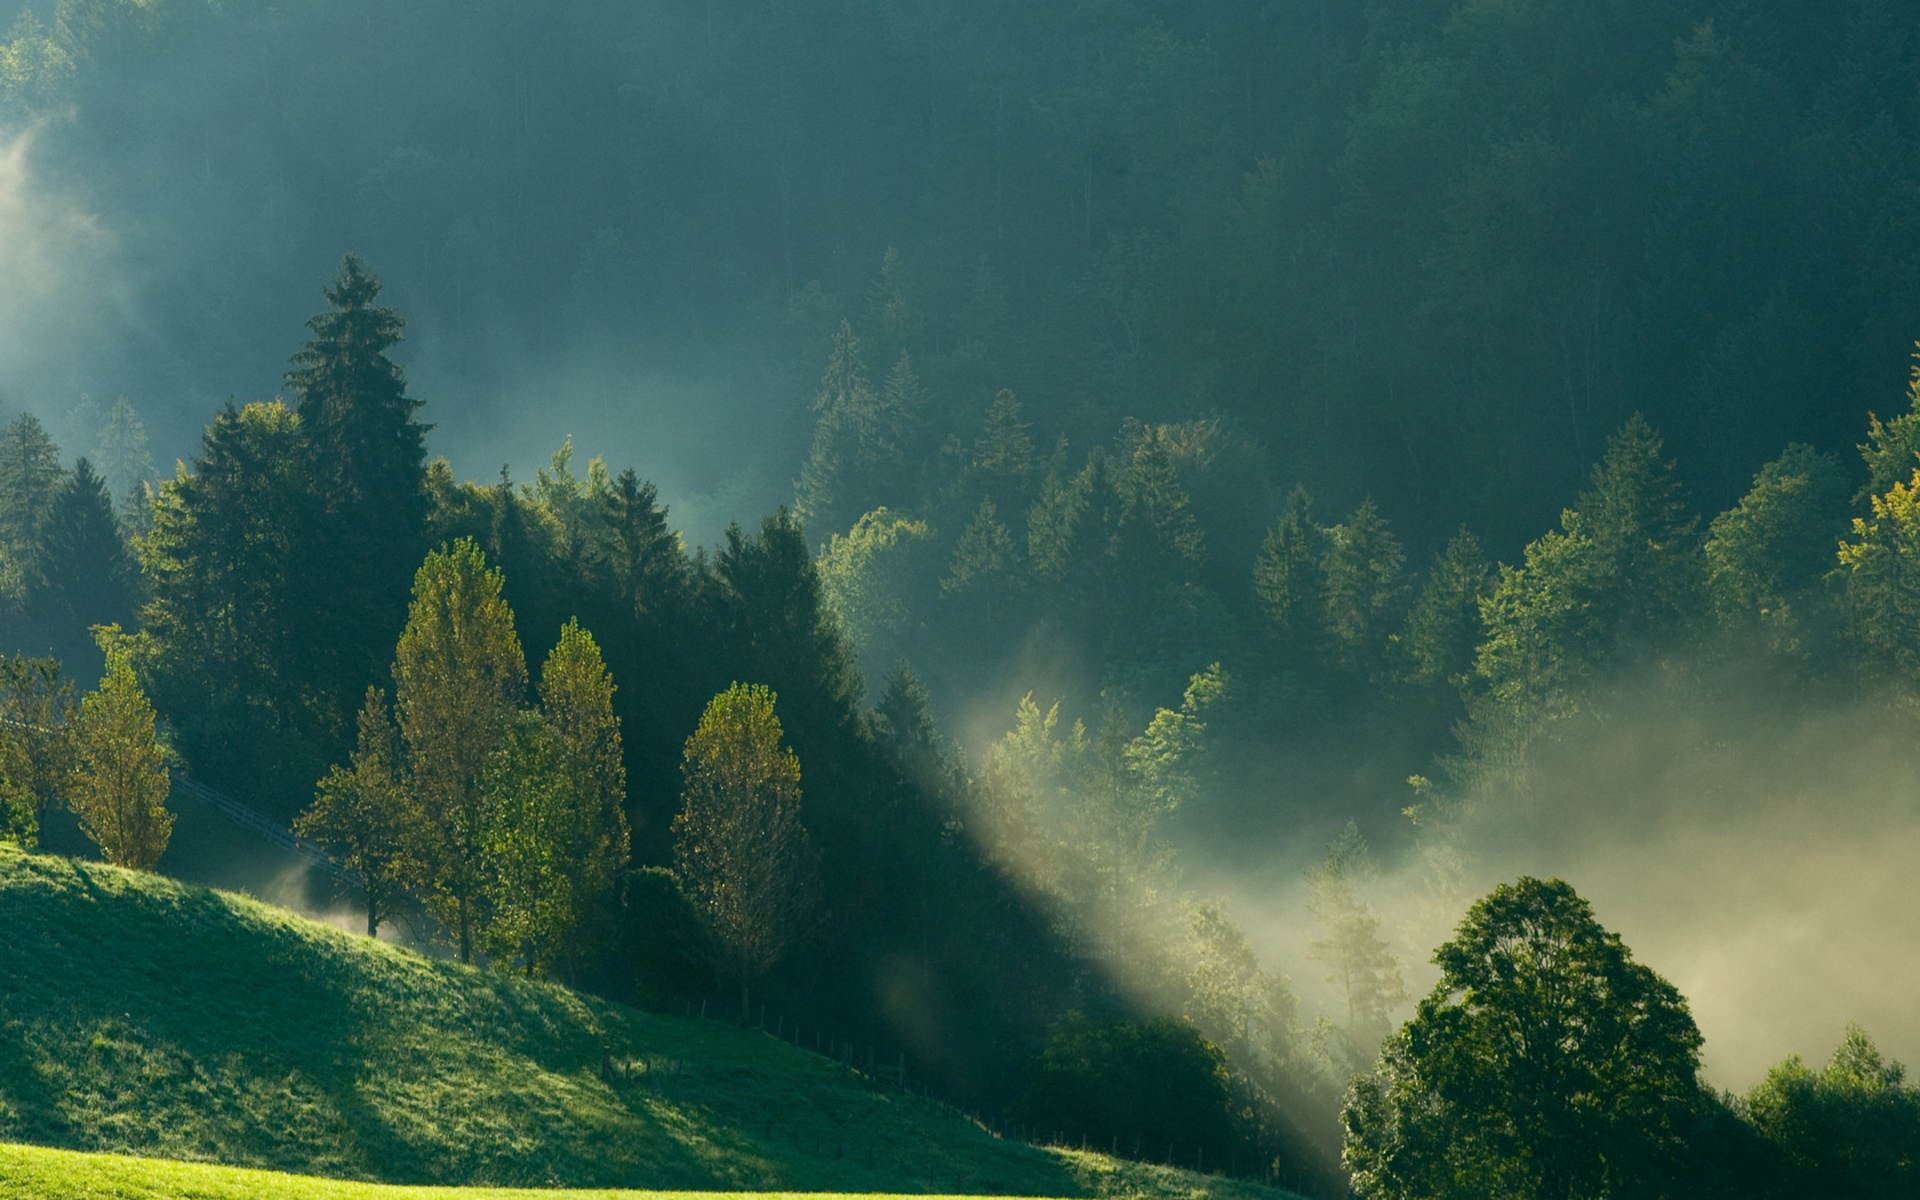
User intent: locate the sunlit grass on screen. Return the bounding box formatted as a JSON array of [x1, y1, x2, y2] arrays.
[[0, 848, 1297, 1198]]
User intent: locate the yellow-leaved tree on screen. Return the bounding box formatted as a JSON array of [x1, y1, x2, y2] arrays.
[[69, 626, 171, 870], [673, 682, 819, 1019], [393, 538, 526, 963]]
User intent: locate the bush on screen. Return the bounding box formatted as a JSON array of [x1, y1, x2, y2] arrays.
[[616, 867, 715, 1007], [1009, 1012, 1239, 1164]]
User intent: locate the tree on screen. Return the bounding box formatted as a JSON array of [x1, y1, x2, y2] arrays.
[[941, 497, 1018, 621], [1305, 821, 1405, 1067], [294, 687, 409, 937], [1399, 528, 1493, 685], [1705, 444, 1847, 640], [37, 457, 138, 649], [137, 402, 325, 803], [1320, 498, 1407, 674], [795, 319, 882, 539], [1009, 1012, 1240, 1163], [91, 396, 154, 519], [816, 507, 933, 675], [536, 618, 631, 977], [1253, 485, 1326, 656], [0, 648, 76, 848], [285, 255, 431, 714], [479, 710, 579, 976], [286, 255, 428, 522], [69, 626, 172, 871], [0, 413, 64, 589], [1570, 413, 1702, 643], [392, 538, 527, 963], [973, 389, 1037, 487], [0, 655, 75, 848], [1186, 898, 1299, 1076], [672, 682, 820, 1019], [1744, 1025, 1919, 1200], [1836, 469, 1920, 681], [1343, 877, 1705, 1200]]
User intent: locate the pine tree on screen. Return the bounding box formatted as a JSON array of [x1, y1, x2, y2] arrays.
[[69, 627, 172, 871], [1118, 425, 1207, 581], [296, 688, 409, 936], [795, 320, 880, 539], [973, 390, 1037, 486], [941, 497, 1018, 622], [36, 457, 137, 644], [672, 682, 820, 1019], [285, 256, 430, 712], [1252, 485, 1326, 654], [1306, 821, 1405, 1066], [1319, 498, 1407, 674], [392, 538, 527, 963], [136, 402, 322, 790], [91, 396, 154, 512], [0, 413, 64, 587], [1399, 527, 1494, 685], [536, 618, 631, 978]]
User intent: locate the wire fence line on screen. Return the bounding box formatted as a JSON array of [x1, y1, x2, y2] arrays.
[[167, 770, 361, 885]]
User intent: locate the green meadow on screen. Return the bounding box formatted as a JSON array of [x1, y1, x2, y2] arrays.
[[0, 848, 1294, 1199]]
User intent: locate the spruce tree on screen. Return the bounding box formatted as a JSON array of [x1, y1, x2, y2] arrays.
[[1252, 485, 1326, 656], [37, 457, 137, 645], [973, 389, 1036, 485], [1319, 498, 1407, 674], [285, 256, 430, 710], [0, 414, 63, 587], [91, 396, 154, 512], [1399, 527, 1494, 685]]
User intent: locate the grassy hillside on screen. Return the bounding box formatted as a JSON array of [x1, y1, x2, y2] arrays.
[[0, 849, 1296, 1198], [0, 1143, 1264, 1200]]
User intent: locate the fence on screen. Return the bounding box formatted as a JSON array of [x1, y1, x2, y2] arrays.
[[168, 770, 361, 886]]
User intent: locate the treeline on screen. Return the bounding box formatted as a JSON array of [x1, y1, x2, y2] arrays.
[[0, 260, 1130, 1152]]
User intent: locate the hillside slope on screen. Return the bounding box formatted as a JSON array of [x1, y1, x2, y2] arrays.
[[0, 849, 1294, 1197]]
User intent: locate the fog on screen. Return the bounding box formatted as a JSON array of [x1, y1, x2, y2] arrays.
[[6, 0, 1920, 1149], [1179, 670, 1920, 1093]]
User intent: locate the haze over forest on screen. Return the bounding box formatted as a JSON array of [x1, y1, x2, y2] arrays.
[[3, 0, 1920, 1194]]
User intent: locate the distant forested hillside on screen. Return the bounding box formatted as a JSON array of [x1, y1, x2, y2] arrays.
[[5, 3, 1920, 1195], [4, 0, 1919, 548]]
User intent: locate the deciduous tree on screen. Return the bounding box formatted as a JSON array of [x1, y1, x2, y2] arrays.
[[1343, 877, 1704, 1200], [672, 682, 820, 1019], [393, 538, 527, 963], [69, 626, 172, 871], [295, 687, 409, 937]]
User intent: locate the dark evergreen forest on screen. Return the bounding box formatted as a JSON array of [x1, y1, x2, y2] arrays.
[[3, 1, 1920, 1196]]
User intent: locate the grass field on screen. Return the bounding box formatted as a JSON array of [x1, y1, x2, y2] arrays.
[[0, 849, 1298, 1198], [0, 1142, 1273, 1200]]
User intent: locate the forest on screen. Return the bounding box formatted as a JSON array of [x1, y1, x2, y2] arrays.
[[3, 0, 1920, 1197]]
